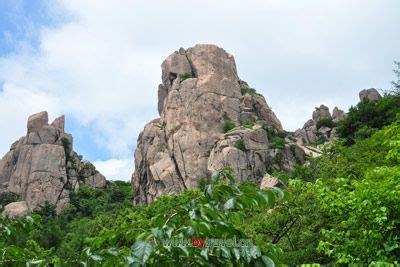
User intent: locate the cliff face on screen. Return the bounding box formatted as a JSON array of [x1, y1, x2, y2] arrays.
[[132, 44, 306, 204], [0, 111, 106, 218]]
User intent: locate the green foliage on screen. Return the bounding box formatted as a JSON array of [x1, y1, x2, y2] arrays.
[[240, 116, 400, 265], [269, 136, 286, 149], [241, 120, 255, 129], [234, 139, 246, 151], [240, 83, 261, 96], [0, 215, 57, 265], [241, 179, 329, 265], [81, 168, 286, 266], [223, 120, 236, 133], [0, 192, 18, 212], [316, 117, 336, 130], [337, 94, 400, 144], [263, 125, 287, 149], [316, 117, 400, 263], [179, 72, 193, 81]]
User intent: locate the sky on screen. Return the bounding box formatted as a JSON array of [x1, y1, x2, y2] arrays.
[[0, 0, 399, 181]]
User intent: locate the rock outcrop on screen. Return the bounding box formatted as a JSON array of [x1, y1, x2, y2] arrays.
[[359, 88, 382, 102], [0, 111, 106, 218], [132, 44, 306, 204], [295, 105, 346, 145]]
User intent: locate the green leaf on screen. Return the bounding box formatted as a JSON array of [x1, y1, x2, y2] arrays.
[[90, 254, 102, 261], [261, 255, 275, 267], [211, 171, 220, 182], [383, 241, 399, 252], [224, 198, 236, 210], [177, 245, 189, 256], [131, 241, 154, 264], [250, 246, 261, 259], [220, 247, 231, 258], [233, 247, 241, 260], [200, 248, 209, 260]]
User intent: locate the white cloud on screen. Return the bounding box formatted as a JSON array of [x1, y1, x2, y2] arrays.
[[0, 0, 399, 181], [93, 158, 133, 181], [0, 83, 60, 154]]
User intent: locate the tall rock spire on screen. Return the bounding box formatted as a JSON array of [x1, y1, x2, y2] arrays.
[[132, 44, 305, 204], [0, 111, 106, 218]]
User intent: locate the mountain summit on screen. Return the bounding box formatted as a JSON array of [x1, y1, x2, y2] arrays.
[[132, 44, 307, 204], [0, 111, 105, 218]]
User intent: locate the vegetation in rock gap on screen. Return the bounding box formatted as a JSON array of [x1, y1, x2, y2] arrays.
[[179, 72, 193, 81], [240, 84, 261, 96], [315, 117, 336, 130], [241, 120, 255, 129], [234, 139, 246, 151], [223, 120, 236, 133]]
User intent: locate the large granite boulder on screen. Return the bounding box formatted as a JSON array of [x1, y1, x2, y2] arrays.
[[0, 111, 106, 217], [132, 44, 304, 204], [332, 107, 346, 122], [359, 88, 381, 102], [312, 105, 331, 121], [2, 201, 29, 219]]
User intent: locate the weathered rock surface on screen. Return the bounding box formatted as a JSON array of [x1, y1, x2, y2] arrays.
[[332, 107, 346, 122], [359, 88, 381, 102], [2, 201, 29, 219], [0, 111, 106, 218], [132, 44, 305, 204], [312, 105, 331, 121], [260, 174, 286, 190]]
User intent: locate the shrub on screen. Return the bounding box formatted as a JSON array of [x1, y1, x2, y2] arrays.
[[234, 139, 246, 151], [316, 117, 336, 130], [241, 120, 255, 129], [241, 86, 260, 96], [336, 94, 400, 145], [0, 192, 18, 211], [223, 120, 236, 132], [269, 136, 286, 149], [81, 168, 286, 266], [179, 72, 192, 81]]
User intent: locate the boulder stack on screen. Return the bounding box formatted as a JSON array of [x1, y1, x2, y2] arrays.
[[295, 105, 346, 145], [0, 111, 106, 218]]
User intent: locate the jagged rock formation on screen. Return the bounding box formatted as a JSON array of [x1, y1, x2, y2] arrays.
[[359, 88, 382, 102], [0, 111, 106, 218], [132, 44, 306, 204], [295, 105, 346, 145], [332, 107, 346, 123]]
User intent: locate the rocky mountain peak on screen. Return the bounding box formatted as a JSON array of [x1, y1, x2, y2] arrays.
[[296, 105, 346, 145], [0, 111, 106, 218], [132, 44, 305, 204], [359, 88, 382, 102]]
